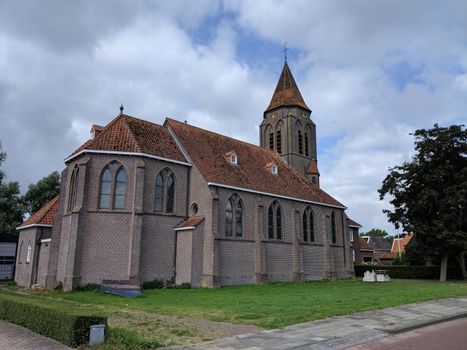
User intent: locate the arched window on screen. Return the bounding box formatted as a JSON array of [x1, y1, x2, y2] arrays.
[[298, 130, 303, 155], [155, 174, 164, 212], [276, 206, 282, 239], [155, 168, 176, 214], [99, 168, 112, 209], [225, 200, 233, 237], [18, 242, 23, 263], [68, 166, 79, 212], [114, 168, 126, 209], [302, 207, 315, 242], [268, 206, 274, 239], [267, 201, 283, 240], [235, 201, 243, 237], [26, 241, 32, 263], [331, 211, 337, 244], [305, 124, 312, 157], [225, 195, 243, 238], [265, 124, 273, 150], [166, 175, 175, 213], [275, 121, 284, 154], [302, 211, 308, 241]]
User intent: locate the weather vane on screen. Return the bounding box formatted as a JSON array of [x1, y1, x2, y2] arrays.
[[283, 41, 289, 62]]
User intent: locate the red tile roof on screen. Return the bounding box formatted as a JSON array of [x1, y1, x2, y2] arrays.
[[19, 196, 60, 228], [177, 216, 205, 229], [348, 218, 362, 227], [358, 236, 373, 251], [68, 114, 187, 163], [265, 62, 310, 113], [380, 251, 395, 260], [392, 233, 413, 254], [166, 118, 344, 208], [307, 159, 319, 175]]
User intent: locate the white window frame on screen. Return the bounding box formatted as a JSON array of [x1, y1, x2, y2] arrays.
[[26, 242, 32, 263], [271, 164, 278, 175], [230, 153, 238, 165]]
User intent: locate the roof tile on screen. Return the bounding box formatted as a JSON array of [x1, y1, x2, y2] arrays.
[[19, 196, 60, 228]]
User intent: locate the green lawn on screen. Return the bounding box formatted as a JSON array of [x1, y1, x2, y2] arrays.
[[44, 279, 467, 328], [2, 279, 467, 348]]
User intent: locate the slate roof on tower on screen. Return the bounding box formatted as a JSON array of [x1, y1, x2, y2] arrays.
[[67, 114, 187, 163], [166, 118, 344, 208], [265, 62, 311, 113]]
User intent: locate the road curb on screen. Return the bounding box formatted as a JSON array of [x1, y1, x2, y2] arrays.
[[379, 312, 467, 334]]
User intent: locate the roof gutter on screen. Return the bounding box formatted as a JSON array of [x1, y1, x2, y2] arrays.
[[174, 226, 196, 231], [207, 182, 347, 209], [64, 149, 192, 167], [16, 224, 53, 230]]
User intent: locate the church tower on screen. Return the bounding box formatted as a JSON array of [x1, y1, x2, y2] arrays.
[[260, 62, 320, 186]]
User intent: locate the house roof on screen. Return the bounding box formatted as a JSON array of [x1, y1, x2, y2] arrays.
[[176, 216, 205, 230], [348, 218, 362, 228], [392, 233, 413, 254], [366, 236, 392, 251], [265, 62, 310, 113], [166, 118, 345, 208], [67, 114, 187, 163], [380, 251, 395, 260], [19, 196, 60, 229], [358, 236, 373, 251]]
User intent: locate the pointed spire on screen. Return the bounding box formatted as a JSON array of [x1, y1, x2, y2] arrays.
[[265, 62, 310, 113]]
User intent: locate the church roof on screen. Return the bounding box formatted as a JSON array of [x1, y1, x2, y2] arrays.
[[348, 218, 362, 228], [265, 62, 311, 113], [19, 195, 60, 229], [166, 118, 344, 208], [306, 159, 320, 175], [67, 114, 186, 163]]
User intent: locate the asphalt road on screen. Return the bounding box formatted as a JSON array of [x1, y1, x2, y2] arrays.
[[345, 317, 467, 350]]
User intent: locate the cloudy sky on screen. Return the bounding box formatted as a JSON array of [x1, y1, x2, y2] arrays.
[[1, 0, 466, 233]]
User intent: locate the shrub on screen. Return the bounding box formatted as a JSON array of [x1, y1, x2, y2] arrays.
[[142, 279, 165, 290], [6, 281, 17, 287], [0, 295, 107, 347], [74, 283, 101, 292], [354, 264, 463, 280]]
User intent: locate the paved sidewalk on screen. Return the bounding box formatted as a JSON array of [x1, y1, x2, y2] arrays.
[[173, 297, 467, 350], [0, 320, 71, 350]]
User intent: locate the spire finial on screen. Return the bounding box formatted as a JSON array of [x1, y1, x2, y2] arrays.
[[119, 104, 124, 115], [283, 41, 289, 62]]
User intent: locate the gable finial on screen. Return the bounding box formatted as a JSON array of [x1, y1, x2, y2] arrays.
[[283, 41, 289, 62], [119, 104, 124, 116]]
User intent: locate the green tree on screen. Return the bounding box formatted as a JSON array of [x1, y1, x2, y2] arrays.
[[379, 124, 467, 281], [23, 171, 61, 215], [0, 142, 5, 184], [0, 182, 24, 236], [0, 142, 24, 237]]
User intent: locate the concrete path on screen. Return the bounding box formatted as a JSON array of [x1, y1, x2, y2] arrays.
[[0, 320, 71, 350], [173, 297, 467, 349]]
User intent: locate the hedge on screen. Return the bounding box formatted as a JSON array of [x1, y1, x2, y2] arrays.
[[0, 295, 107, 347], [354, 264, 463, 280]]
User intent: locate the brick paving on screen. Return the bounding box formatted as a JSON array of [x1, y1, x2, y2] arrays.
[[171, 297, 467, 349], [0, 321, 71, 350]]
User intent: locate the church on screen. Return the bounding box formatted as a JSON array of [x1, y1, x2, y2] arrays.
[[15, 62, 355, 291]]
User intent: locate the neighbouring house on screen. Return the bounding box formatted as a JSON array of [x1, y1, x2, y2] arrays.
[[348, 218, 361, 263], [362, 236, 392, 264], [379, 233, 414, 265], [15, 62, 357, 291], [0, 235, 17, 281]]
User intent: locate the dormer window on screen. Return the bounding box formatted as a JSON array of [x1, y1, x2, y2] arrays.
[[272, 164, 278, 175], [225, 151, 238, 165], [266, 162, 278, 175], [230, 153, 237, 165]]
